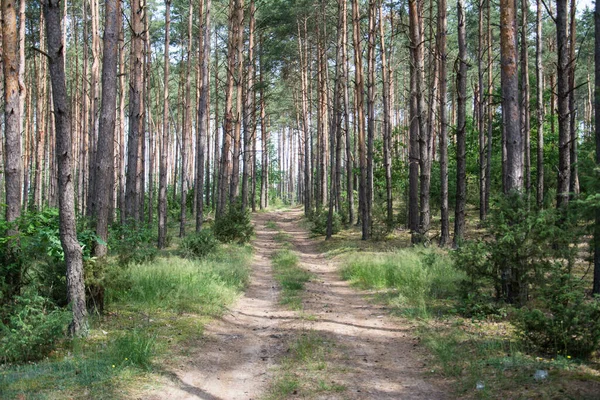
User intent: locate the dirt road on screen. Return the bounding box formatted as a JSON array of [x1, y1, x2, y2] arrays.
[[148, 209, 447, 399]]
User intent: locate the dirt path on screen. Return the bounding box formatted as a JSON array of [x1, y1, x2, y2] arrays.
[[148, 209, 447, 399]]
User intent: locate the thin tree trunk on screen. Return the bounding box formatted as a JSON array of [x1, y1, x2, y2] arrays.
[[568, 0, 579, 197], [229, 0, 245, 206], [93, 0, 119, 257], [353, 0, 368, 240], [2, 0, 23, 223], [242, 0, 256, 212], [408, 0, 420, 237], [478, 0, 487, 220], [260, 35, 269, 210], [521, 0, 531, 198], [196, 0, 211, 231], [43, 0, 87, 337], [158, 1, 170, 248], [536, 0, 544, 208], [556, 0, 570, 208], [593, 0, 600, 295], [454, 0, 468, 247], [438, 0, 449, 246]]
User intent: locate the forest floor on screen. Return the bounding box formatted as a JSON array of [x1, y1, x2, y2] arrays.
[[145, 208, 448, 400]]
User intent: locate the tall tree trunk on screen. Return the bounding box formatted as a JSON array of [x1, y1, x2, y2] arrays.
[[260, 36, 269, 210], [86, 0, 101, 218], [365, 0, 377, 238], [521, 0, 531, 199], [196, 0, 211, 231], [229, 0, 244, 206], [298, 21, 311, 215], [125, 0, 144, 222], [118, 15, 126, 224], [556, 0, 570, 208], [158, 1, 170, 248], [2, 0, 23, 223], [593, 0, 600, 295], [343, 9, 353, 225], [453, 0, 467, 246], [43, 0, 87, 337], [568, 0, 579, 197], [536, 0, 544, 208], [438, 0, 449, 246], [353, 0, 368, 240], [242, 0, 256, 212], [407, 0, 420, 237], [180, 0, 194, 237], [501, 0, 523, 193], [478, 0, 487, 220], [93, 0, 119, 257]]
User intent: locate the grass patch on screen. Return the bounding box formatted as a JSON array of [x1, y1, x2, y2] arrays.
[[271, 249, 311, 310], [1, 243, 252, 399], [341, 247, 464, 318], [339, 246, 600, 398], [265, 220, 278, 230], [273, 231, 292, 243], [264, 331, 346, 399]]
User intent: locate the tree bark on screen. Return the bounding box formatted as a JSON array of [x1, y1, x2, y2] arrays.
[[536, 0, 544, 208], [125, 0, 144, 222], [501, 0, 523, 193], [93, 0, 119, 257], [453, 0, 468, 246], [43, 0, 88, 337], [242, 0, 256, 212], [568, 0, 579, 197], [594, 0, 600, 295], [438, 0, 449, 246], [158, 1, 170, 248], [2, 0, 23, 223], [408, 0, 420, 238], [196, 0, 211, 231], [556, 0, 570, 208], [521, 0, 531, 198]]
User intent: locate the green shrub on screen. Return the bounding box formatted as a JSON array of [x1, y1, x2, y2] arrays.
[[109, 223, 158, 265], [309, 209, 341, 236], [514, 268, 600, 358], [180, 229, 219, 259], [0, 293, 70, 363], [213, 206, 254, 244], [341, 248, 462, 317]]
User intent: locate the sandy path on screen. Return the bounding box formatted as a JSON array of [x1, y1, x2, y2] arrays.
[[147, 209, 447, 399], [147, 212, 296, 400]]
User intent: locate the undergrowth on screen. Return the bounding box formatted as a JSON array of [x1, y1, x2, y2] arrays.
[[271, 249, 311, 310]]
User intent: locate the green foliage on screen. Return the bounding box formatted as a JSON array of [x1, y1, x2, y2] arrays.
[[213, 206, 254, 244], [0, 293, 70, 363], [309, 208, 341, 236], [109, 223, 158, 265], [107, 247, 251, 315], [179, 229, 219, 259], [514, 268, 600, 358], [452, 193, 580, 305], [271, 249, 311, 309], [341, 248, 463, 317], [109, 329, 156, 370]]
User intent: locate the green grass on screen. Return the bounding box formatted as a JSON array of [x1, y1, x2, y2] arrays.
[[1, 243, 252, 399], [273, 231, 292, 243], [264, 331, 346, 399], [271, 249, 311, 310], [265, 220, 278, 230], [341, 247, 464, 318]]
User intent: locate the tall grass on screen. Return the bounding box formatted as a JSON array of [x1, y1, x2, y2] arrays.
[[341, 247, 464, 317], [108, 244, 251, 315], [271, 249, 311, 309]]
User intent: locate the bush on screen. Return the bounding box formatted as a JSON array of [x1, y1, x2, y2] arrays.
[[514, 268, 600, 358], [0, 293, 70, 363], [109, 223, 158, 265], [180, 229, 219, 259], [213, 206, 254, 244], [309, 209, 341, 236]]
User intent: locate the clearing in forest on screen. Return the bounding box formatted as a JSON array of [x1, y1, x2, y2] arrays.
[[148, 208, 446, 399]]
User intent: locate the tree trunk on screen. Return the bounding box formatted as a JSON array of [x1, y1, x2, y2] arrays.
[[536, 0, 544, 208], [408, 0, 420, 238], [438, 0, 449, 246], [158, 1, 170, 248], [568, 0, 579, 197], [453, 0, 468, 246], [180, 0, 194, 237], [2, 0, 23, 223], [196, 0, 211, 231], [593, 0, 600, 295], [478, 0, 487, 220], [43, 0, 88, 337], [93, 0, 119, 257], [242, 0, 256, 212], [353, 0, 368, 240], [229, 0, 245, 206], [501, 0, 523, 193], [521, 0, 531, 199], [556, 0, 570, 208], [260, 36, 269, 210], [125, 0, 144, 222]]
